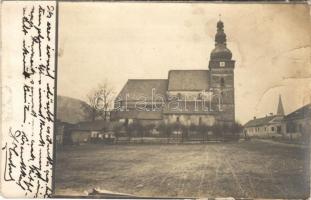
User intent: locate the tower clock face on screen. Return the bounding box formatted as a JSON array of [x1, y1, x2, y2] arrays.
[[220, 62, 225, 67]]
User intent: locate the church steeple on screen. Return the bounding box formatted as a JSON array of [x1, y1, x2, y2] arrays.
[[215, 20, 226, 46], [277, 95, 285, 116], [210, 19, 232, 61], [208, 17, 236, 124]]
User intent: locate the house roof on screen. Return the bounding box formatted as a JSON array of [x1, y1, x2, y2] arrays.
[[168, 70, 210, 91], [284, 104, 311, 121], [116, 79, 168, 101], [244, 116, 276, 128], [55, 120, 74, 127], [70, 120, 112, 131]]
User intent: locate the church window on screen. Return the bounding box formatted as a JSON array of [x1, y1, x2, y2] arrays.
[[220, 77, 225, 87], [199, 117, 202, 125], [220, 62, 225, 67], [271, 127, 275, 132], [176, 116, 180, 123]]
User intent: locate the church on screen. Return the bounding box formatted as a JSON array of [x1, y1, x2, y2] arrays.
[[111, 20, 235, 127]]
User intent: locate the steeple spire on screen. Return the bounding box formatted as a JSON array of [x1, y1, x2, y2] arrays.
[[215, 20, 227, 46], [277, 95, 285, 116]]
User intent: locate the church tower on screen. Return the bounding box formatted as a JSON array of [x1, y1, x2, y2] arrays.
[[209, 19, 235, 125]]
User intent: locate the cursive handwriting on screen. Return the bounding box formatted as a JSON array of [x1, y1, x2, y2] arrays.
[[2, 4, 55, 198]]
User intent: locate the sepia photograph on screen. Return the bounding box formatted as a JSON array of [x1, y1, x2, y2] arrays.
[[54, 2, 311, 199]]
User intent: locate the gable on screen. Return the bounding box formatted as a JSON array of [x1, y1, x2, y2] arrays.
[[168, 70, 210, 91]]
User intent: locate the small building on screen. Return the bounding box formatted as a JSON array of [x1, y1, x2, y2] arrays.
[[55, 121, 74, 146], [69, 120, 116, 144], [243, 115, 283, 138], [282, 103, 311, 141], [243, 95, 285, 138]]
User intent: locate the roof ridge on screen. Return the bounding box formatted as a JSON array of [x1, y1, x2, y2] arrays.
[[244, 115, 276, 127], [169, 69, 209, 72]]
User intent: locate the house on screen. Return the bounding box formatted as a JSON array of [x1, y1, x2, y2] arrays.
[[55, 121, 74, 146], [69, 120, 118, 144], [244, 95, 285, 138], [112, 20, 236, 129], [282, 103, 311, 141]]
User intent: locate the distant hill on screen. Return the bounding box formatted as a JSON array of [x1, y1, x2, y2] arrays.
[[56, 95, 91, 124]]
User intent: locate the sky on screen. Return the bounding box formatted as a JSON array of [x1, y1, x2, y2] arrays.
[[58, 2, 311, 124]]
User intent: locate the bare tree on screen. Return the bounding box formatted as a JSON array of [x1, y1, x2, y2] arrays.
[[83, 80, 115, 121], [97, 80, 116, 121]]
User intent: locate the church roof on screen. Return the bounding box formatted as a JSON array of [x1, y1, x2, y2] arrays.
[[116, 79, 168, 101], [168, 70, 210, 91]]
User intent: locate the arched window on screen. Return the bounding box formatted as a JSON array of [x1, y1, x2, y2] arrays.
[[220, 77, 225, 87], [124, 118, 129, 126]]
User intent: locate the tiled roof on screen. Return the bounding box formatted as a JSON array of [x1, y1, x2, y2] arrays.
[[168, 70, 210, 91], [116, 79, 168, 101], [244, 116, 275, 128], [284, 104, 311, 121], [70, 120, 111, 131]]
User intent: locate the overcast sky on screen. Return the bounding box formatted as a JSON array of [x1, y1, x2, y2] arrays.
[[58, 2, 311, 123]]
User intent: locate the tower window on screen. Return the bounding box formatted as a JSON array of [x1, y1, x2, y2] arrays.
[[177, 93, 181, 100], [220, 77, 225, 87]]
